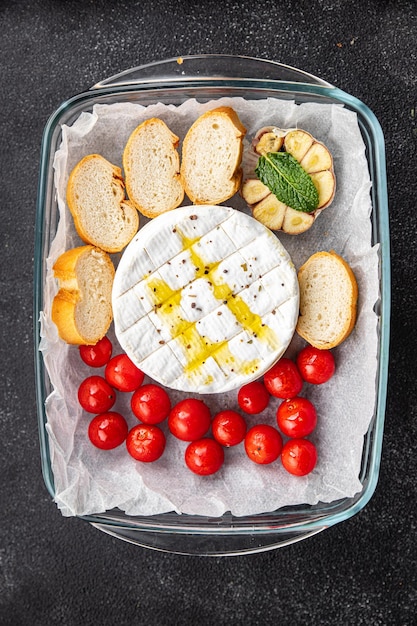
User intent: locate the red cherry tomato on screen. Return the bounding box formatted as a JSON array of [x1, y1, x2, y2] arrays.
[[88, 412, 128, 450], [263, 358, 303, 399], [185, 438, 225, 475], [281, 439, 317, 476], [168, 398, 211, 442], [78, 375, 116, 414], [105, 354, 144, 392], [296, 346, 336, 384], [244, 424, 283, 465], [131, 384, 171, 424], [276, 397, 317, 438], [237, 381, 270, 414], [212, 410, 247, 447], [79, 336, 113, 367], [126, 424, 166, 462]]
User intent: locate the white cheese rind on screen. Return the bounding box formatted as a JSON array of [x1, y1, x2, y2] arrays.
[[112, 205, 299, 393]]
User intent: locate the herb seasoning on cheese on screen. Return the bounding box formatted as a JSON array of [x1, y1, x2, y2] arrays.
[[112, 206, 299, 393]]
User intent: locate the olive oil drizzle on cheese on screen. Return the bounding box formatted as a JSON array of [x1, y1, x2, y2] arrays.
[[146, 227, 279, 380]]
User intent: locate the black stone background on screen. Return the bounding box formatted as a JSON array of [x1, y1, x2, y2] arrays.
[[1, 1, 416, 624]]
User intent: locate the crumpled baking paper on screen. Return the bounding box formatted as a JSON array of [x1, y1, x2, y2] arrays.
[[39, 97, 380, 517]]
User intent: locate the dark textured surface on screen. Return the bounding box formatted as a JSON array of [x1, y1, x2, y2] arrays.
[[1, 1, 416, 624]]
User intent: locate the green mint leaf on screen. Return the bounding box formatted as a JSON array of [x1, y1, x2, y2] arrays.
[[255, 152, 319, 213]]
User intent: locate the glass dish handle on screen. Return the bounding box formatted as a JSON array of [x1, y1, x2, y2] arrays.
[[90, 522, 326, 556], [92, 55, 333, 90]]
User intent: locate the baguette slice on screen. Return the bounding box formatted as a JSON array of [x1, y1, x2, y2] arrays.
[[66, 154, 139, 253], [123, 118, 184, 218], [51, 245, 115, 345], [180, 107, 246, 204], [296, 251, 358, 349]]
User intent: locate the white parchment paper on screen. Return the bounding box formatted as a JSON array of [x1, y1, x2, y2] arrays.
[[39, 97, 380, 517]]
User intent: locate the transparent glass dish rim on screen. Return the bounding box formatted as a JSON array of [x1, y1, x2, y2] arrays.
[[34, 55, 390, 543]]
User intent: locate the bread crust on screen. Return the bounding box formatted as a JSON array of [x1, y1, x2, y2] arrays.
[[51, 245, 115, 345], [296, 251, 358, 349], [180, 107, 246, 205]]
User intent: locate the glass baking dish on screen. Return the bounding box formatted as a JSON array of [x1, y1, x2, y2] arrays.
[[34, 55, 390, 556]]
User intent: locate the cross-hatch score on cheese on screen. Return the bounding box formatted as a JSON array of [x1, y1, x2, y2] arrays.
[[146, 227, 279, 380]]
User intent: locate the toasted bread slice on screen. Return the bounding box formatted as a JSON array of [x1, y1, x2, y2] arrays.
[[123, 118, 184, 218], [180, 107, 246, 204], [51, 245, 115, 345], [296, 251, 358, 349], [66, 154, 139, 253]]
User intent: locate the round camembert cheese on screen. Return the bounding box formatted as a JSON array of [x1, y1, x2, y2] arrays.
[[112, 206, 299, 393]]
